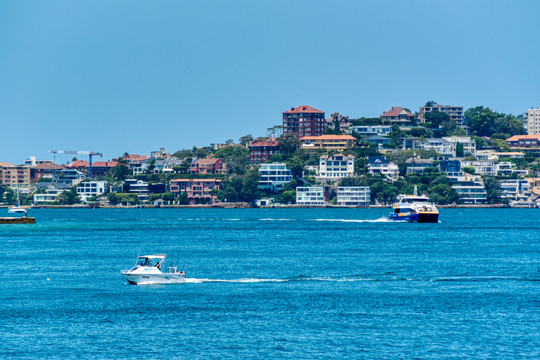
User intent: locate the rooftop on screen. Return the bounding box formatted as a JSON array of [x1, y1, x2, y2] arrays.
[[300, 135, 356, 141], [381, 106, 413, 117], [283, 105, 324, 114]]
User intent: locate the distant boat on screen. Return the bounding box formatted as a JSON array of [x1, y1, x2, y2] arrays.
[[121, 254, 186, 285], [389, 186, 439, 223], [2, 188, 36, 224]]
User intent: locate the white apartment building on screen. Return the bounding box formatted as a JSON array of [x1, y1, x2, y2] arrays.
[[337, 186, 370, 206], [417, 138, 455, 157], [526, 108, 540, 135], [500, 179, 531, 201], [33, 183, 72, 204], [348, 125, 392, 137], [319, 154, 355, 179], [496, 162, 529, 177], [258, 163, 293, 191], [296, 187, 325, 205], [367, 157, 399, 181], [77, 181, 107, 202], [442, 136, 476, 156], [460, 160, 497, 176], [450, 175, 487, 204]]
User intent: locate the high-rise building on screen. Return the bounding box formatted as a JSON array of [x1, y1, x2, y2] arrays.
[[419, 105, 464, 127], [526, 108, 540, 135], [282, 105, 325, 137]]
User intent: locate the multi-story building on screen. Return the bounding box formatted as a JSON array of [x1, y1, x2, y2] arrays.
[[282, 105, 325, 137], [0, 163, 31, 187], [249, 140, 279, 164], [190, 158, 226, 174], [258, 163, 292, 191], [349, 125, 392, 137], [52, 168, 86, 186], [337, 186, 370, 206], [367, 156, 399, 181], [77, 181, 107, 202], [91, 161, 119, 177], [460, 160, 497, 176], [417, 138, 455, 157], [449, 175, 487, 204], [500, 179, 531, 201], [496, 162, 528, 177], [380, 106, 415, 125], [319, 154, 355, 179], [419, 105, 464, 127], [30, 163, 66, 182], [406, 158, 435, 175], [526, 108, 540, 135], [300, 135, 356, 151], [24, 156, 53, 167], [33, 183, 72, 204], [296, 187, 325, 205], [169, 179, 221, 205], [442, 136, 476, 156], [506, 134, 540, 147]]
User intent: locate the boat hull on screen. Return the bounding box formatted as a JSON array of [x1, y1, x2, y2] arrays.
[[389, 212, 439, 223], [0, 217, 36, 224], [122, 272, 186, 285]]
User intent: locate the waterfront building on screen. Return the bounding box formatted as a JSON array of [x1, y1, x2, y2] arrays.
[[77, 181, 106, 202], [0, 163, 31, 187], [190, 158, 226, 174], [496, 162, 529, 177], [349, 125, 392, 137], [438, 158, 461, 177], [449, 175, 487, 204], [319, 154, 355, 179], [367, 156, 399, 181], [380, 106, 415, 125], [296, 187, 325, 205], [419, 104, 464, 127], [299, 135, 356, 151], [526, 108, 540, 135], [122, 179, 150, 201], [337, 186, 370, 206], [51, 168, 86, 186], [258, 163, 292, 191], [500, 179, 531, 201], [283, 105, 325, 137], [249, 140, 279, 164], [169, 179, 222, 205], [33, 182, 72, 204], [406, 158, 434, 175]]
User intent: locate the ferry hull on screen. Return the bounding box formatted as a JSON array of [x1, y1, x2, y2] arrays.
[[389, 213, 439, 223], [122, 272, 186, 285]]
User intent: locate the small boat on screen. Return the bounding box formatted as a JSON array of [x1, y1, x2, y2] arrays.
[[389, 187, 439, 223], [121, 254, 186, 285]]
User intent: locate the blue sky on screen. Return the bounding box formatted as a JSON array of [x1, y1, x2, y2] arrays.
[[1, 0, 539, 164]]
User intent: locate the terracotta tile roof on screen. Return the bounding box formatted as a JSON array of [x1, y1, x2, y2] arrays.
[[32, 163, 66, 170], [196, 158, 222, 165], [92, 161, 119, 167], [170, 179, 222, 183], [283, 105, 324, 114], [506, 134, 540, 141], [66, 160, 90, 168], [121, 154, 147, 161], [0, 162, 15, 167], [300, 135, 356, 141], [381, 106, 412, 117]]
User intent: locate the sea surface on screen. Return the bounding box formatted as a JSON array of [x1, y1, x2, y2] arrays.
[[1, 208, 539, 359]]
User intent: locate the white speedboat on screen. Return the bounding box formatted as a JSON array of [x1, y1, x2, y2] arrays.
[[121, 254, 186, 285]]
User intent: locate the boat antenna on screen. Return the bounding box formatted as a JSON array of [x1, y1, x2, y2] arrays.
[[414, 185, 418, 196], [135, 249, 140, 266]]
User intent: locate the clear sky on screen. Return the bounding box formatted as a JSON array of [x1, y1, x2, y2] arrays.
[[1, 0, 539, 165]]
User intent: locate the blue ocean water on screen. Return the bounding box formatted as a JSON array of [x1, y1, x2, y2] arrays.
[[1, 208, 539, 359]]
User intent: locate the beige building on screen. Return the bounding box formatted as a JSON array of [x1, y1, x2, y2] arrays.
[[526, 108, 540, 135], [0, 162, 31, 187], [299, 135, 356, 151]]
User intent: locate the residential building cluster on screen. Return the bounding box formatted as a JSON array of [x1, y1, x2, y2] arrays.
[[1, 103, 540, 207]]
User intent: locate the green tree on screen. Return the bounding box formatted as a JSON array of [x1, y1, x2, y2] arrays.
[[239, 134, 254, 146], [424, 100, 437, 107], [108, 164, 131, 181], [424, 110, 450, 129], [239, 168, 261, 203], [57, 189, 80, 205], [465, 106, 525, 137], [484, 176, 503, 204], [277, 134, 300, 157], [456, 143, 464, 157]]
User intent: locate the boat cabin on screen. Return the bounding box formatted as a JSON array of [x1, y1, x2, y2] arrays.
[[136, 255, 166, 268]]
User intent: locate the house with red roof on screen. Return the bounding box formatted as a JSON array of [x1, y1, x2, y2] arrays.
[[66, 160, 90, 172], [249, 140, 279, 164], [190, 158, 226, 174], [506, 134, 540, 147], [169, 179, 222, 205], [91, 161, 119, 177], [283, 105, 326, 137], [380, 106, 415, 125], [30, 163, 66, 183]]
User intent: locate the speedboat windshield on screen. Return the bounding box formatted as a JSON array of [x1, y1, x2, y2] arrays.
[[136, 256, 164, 267]]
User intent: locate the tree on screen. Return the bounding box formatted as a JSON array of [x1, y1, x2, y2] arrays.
[[108, 164, 131, 181], [225, 139, 234, 145], [239, 168, 260, 203], [462, 167, 475, 175], [465, 106, 525, 137], [484, 176, 503, 204], [286, 156, 304, 179], [455, 142, 464, 157], [425, 101, 437, 107], [424, 110, 450, 129], [277, 134, 300, 157], [57, 189, 80, 205], [239, 134, 254, 146]]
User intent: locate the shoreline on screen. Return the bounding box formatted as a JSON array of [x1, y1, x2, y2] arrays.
[[1, 204, 536, 209]]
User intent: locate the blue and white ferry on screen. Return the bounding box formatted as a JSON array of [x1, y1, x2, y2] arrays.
[[389, 189, 439, 223]]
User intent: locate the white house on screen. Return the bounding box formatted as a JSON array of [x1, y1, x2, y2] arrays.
[[500, 179, 531, 201], [296, 187, 325, 205], [34, 183, 72, 204], [337, 186, 370, 206], [258, 163, 293, 191], [460, 160, 497, 176], [442, 136, 476, 156], [367, 156, 399, 181], [77, 181, 106, 202], [319, 154, 355, 179]]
